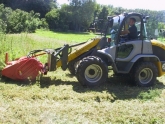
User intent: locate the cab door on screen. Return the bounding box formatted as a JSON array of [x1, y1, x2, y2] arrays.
[[115, 15, 143, 73]]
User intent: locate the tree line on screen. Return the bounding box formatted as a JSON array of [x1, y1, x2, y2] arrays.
[[0, 0, 165, 36]]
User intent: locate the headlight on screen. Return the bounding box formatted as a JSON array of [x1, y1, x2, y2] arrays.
[[162, 63, 165, 71]]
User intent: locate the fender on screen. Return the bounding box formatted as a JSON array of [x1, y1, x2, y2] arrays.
[[131, 54, 160, 63], [115, 55, 160, 74], [97, 48, 119, 72], [97, 47, 115, 63]]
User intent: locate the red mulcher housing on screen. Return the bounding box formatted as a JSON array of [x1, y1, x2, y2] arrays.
[[1, 45, 71, 81], [1, 53, 44, 81]]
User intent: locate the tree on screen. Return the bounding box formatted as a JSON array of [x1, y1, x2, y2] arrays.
[[0, 4, 12, 32], [97, 6, 109, 31], [45, 9, 59, 30], [158, 22, 165, 30], [80, 0, 96, 31], [58, 4, 71, 31], [68, 0, 96, 31]]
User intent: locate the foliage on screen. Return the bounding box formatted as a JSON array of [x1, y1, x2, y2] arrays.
[[6, 10, 40, 33], [95, 5, 115, 32], [158, 22, 165, 30], [0, 0, 57, 18], [38, 18, 49, 29], [45, 9, 60, 30], [68, 0, 97, 31], [0, 4, 48, 33], [58, 4, 71, 31], [0, 4, 11, 33], [158, 22, 165, 37]]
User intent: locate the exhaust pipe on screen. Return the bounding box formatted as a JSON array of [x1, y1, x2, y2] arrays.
[[5, 53, 9, 64]]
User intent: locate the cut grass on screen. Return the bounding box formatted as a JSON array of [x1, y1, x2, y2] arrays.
[[0, 69, 165, 123], [0, 30, 165, 123]]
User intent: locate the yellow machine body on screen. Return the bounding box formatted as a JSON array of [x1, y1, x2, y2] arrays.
[[151, 39, 165, 77], [56, 38, 101, 68]]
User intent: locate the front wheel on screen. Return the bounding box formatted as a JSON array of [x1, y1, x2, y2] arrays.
[[68, 60, 77, 75], [75, 56, 108, 87], [134, 62, 158, 87]]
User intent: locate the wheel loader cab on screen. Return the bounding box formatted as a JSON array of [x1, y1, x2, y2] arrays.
[[98, 13, 151, 73], [117, 15, 143, 53], [114, 14, 144, 72], [118, 14, 143, 41]]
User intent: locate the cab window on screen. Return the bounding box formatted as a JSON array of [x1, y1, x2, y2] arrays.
[[117, 44, 133, 58]]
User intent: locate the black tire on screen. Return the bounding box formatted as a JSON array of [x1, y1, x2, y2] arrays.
[[75, 56, 108, 87], [134, 62, 158, 87], [68, 60, 77, 75]]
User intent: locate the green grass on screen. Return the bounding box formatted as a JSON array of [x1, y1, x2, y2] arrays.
[[0, 30, 165, 123], [35, 29, 98, 43]]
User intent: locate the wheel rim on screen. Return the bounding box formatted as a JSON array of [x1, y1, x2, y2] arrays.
[[139, 68, 153, 84], [84, 64, 102, 83]]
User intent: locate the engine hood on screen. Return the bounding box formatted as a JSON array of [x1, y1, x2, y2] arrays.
[[151, 39, 165, 50]]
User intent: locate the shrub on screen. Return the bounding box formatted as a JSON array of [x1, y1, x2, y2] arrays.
[[39, 18, 49, 30], [0, 4, 46, 33]]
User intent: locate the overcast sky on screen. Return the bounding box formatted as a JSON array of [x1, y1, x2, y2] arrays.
[[57, 0, 165, 11]]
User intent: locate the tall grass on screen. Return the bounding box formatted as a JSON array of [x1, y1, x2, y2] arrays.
[[0, 30, 97, 62]]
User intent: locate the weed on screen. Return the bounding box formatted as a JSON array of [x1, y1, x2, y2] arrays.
[[137, 89, 161, 100]]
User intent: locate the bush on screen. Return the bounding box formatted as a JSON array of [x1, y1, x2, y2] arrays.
[[39, 18, 49, 30], [0, 4, 47, 33], [0, 19, 7, 33], [6, 9, 40, 33]]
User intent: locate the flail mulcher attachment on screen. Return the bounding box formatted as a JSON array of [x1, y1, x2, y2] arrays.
[[1, 44, 71, 81], [1, 54, 44, 81]]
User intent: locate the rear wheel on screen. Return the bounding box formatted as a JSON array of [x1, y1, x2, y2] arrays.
[[76, 56, 108, 87], [134, 62, 158, 87]]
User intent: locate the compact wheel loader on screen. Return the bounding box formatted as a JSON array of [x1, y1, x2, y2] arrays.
[[75, 12, 165, 87], [1, 12, 165, 88]]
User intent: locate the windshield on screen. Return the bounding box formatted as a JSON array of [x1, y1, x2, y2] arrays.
[[110, 15, 124, 46]]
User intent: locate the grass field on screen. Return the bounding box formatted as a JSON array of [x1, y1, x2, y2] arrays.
[[0, 30, 165, 123]]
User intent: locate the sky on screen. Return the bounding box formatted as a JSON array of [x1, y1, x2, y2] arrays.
[[57, 0, 165, 11]]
